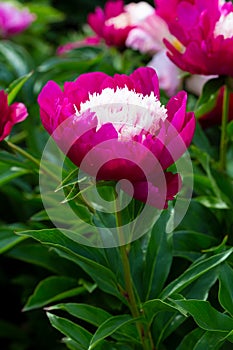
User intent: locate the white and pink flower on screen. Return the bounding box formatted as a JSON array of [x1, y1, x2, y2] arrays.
[[38, 67, 195, 208]]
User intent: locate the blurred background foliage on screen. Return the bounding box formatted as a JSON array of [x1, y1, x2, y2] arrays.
[[0, 1, 233, 350]]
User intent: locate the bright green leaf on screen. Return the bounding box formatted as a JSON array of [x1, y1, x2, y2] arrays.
[[144, 211, 173, 300], [219, 263, 233, 316], [47, 313, 91, 349], [6, 72, 33, 104], [47, 303, 111, 327], [88, 315, 134, 350], [159, 248, 233, 299], [171, 299, 233, 332], [23, 276, 86, 311]]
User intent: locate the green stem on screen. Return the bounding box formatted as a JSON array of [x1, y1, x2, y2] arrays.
[[6, 141, 59, 182], [116, 210, 153, 350], [219, 84, 230, 171]]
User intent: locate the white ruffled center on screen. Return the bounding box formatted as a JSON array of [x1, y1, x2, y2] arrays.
[[74, 86, 167, 141], [214, 12, 233, 39]]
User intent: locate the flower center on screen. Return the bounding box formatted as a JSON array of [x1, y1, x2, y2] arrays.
[[214, 12, 233, 39], [105, 13, 131, 29], [105, 2, 154, 29], [75, 87, 167, 141]]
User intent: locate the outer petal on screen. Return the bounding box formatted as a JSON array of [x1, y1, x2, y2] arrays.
[[0, 90, 28, 141], [9, 102, 28, 123], [130, 67, 160, 98], [37, 81, 64, 134], [128, 172, 181, 209], [87, 7, 105, 37]]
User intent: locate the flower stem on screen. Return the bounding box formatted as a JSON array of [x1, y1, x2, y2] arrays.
[[116, 210, 153, 350], [6, 141, 59, 182], [219, 84, 230, 171]]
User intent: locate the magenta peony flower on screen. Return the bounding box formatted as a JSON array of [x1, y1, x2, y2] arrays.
[[38, 67, 195, 208], [0, 90, 28, 141], [87, 0, 154, 47], [0, 2, 35, 38], [156, 0, 233, 76]]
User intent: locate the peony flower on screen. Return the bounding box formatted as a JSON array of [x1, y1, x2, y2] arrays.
[[126, 11, 181, 96], [38, 67, 195, 208], [198, 86, 233, 129], [0, 2, 35, 38], [87, 0, 154, 47], [0, 90, 28, 141], [156, 0, 233, 76]]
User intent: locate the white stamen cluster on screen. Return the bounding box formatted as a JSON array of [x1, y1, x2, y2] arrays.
[[214, 12, 233, 39], [74, 86, 167, 141]]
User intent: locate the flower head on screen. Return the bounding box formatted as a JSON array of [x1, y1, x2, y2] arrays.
[[38, 67, 195, 208], [0, 90, 28, 141], [156, 0, 233, 76], [0, 2, 35, 38], [87, 0, 154, 47]]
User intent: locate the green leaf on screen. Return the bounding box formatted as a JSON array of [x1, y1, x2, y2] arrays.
[[47, 303, 111, 327], [48, 303, 139, 344], [192, 122, 215, 156], [0, 228, 27, 254], [193, 331, 226, 350], [143, 211, 173, 300], [142, 299, 185, 325], [26, 4, 65, 24], [0, 41, 32, 76], [171, 299, 233, 332], [194, 196, 229, 209], [194, 76, 225, 118], [17, 229, 124, 302], [177, 328, 205, 350], [23, 276, 87, 311], [178, 201, 221, 235], [0, 162, 30, 186], [47, 312, 92, 349], [7, 243, 78, 275], [219, 263, 233, 316], [55, 248, 124, 303], [183, 268, 219, 300], [159, 248, 233, 299], [88, 315, 134, 350], [6, 72, 33, 104], [37, 56, 100, 73], [173, 230, 218, 260], [16, 228, 106, 264]]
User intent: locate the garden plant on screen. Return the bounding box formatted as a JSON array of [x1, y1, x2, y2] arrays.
[[0, 1, 233, 349]]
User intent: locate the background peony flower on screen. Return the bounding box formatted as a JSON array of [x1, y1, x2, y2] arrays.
[[126, 11, 181, 96], [38, 67, 195, 208], [148, 50, 181, 97], [126, 12, 171, 54], [0, 90, 28, 141], [156, 0, 233, 76], [87, 0, 154, 47], [0, 2, 35, 38]]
